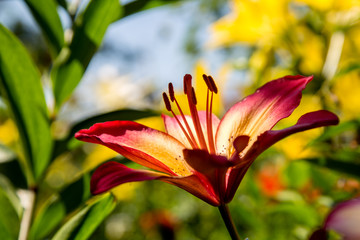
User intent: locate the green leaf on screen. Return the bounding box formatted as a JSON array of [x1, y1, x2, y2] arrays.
[[120, 0, 181, 19], [29, 200, 66, 240], [60, 174, 91, 213], [52, 194, 116, 240], [0, 25, 53, 182], [24, 0, 64, 58], [336, 62, 360, 77], [304, 156, 360, 179], [284, 161, 311, 189], [0, 159, 27, 189], [52, 109, 158, 158], [267, 203, 318, 227], [309, 120, 360, 145], [51, 0, 121, 109], [55, 0, 68, 9], [0, 177, 21, 240]]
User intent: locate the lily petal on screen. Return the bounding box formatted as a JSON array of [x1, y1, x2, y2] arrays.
[[324, 198, 360, 240], [162, 175, 221, 206], [183, 149, 232, 202], [91, 161, 221, 206], [255, 110, 339, 153], [216, 75, 313, 158], [224, 110, 339, 203], [163, 111, 220, 149], [91, 161, 167, 195], [75, 121, 192, 176]]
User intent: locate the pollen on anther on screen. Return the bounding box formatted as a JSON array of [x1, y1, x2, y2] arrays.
[[162, 92, 172, 111]]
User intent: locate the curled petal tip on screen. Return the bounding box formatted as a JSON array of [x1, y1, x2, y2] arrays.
[[297, 110, 339, 126]]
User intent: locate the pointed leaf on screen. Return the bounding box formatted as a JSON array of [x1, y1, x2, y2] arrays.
[[304, 156, 360, 179], [24, 0, 64, 58], [0, 25, 52, 181], [52, 194, 116, 240], [72, 194, 116, 240], [29, 200, 66, 240], [120, 0, 182, 19], [0, 177, 21, 240], [309, 120, 360, 145], [51, 0, 121, 108], [55, 0, 67, 9]]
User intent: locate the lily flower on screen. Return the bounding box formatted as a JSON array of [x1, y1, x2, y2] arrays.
[[310, 198, 360, 240], [75, 74, 339, 207]]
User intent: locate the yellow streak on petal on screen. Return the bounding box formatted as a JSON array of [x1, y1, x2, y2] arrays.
[[117, 128, 193, 176]]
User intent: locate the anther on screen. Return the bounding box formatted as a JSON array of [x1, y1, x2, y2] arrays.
[[168, 83, 175, 102], [208, 75, 218, 94], [202, 74, 213, 92], [162, 92, 172, 111], [183, 74, 192, 94], [191, 87, 197, 105]]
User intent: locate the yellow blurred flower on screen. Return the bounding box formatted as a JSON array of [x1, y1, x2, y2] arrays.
[[296, 0, 360, 11], [333, 71, 360, 120], [82, 145, 119, 173], [111, 182, 139, 201], [210, 0, 293, 47], [136, 116, 165, 131], [295, 27, 325, 75], [341, 27, 360, 67]]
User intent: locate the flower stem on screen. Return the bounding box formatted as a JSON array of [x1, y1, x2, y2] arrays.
[[218, 204, 241, 240]]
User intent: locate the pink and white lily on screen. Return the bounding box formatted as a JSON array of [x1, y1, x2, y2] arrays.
[[310, 198, 360, 240], [75, 74, 339, 206]]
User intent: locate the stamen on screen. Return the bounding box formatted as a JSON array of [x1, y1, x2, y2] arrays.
[[191, 87, 197, 105], [183, 74, 192, 94], [208, 75, 218, 94], [202, 74, 213, 92], [163, 92, 172, 111], [205, 88, 213, 154], [172, 98, 199, 148], [168, 83, 175, 102], [208, 91, 215, 149], [183, 75, 207, 150], [163, 92, 197, 149]]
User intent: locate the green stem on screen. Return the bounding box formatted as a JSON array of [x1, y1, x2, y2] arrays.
[[218, 204, 241, 240]]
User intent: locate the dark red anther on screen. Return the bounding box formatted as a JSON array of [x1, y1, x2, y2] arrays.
[[162, 92, 172, 111], [183, 74, 192, 94], [202, 74, 213, 92], [208, 75, 218, 94], [168, 83, 175, 102]]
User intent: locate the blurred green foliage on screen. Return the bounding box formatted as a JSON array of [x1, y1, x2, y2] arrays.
[[0, 0, 359, 239]]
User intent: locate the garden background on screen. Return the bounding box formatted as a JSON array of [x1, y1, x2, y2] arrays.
[[0, 0, 359, 239]]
